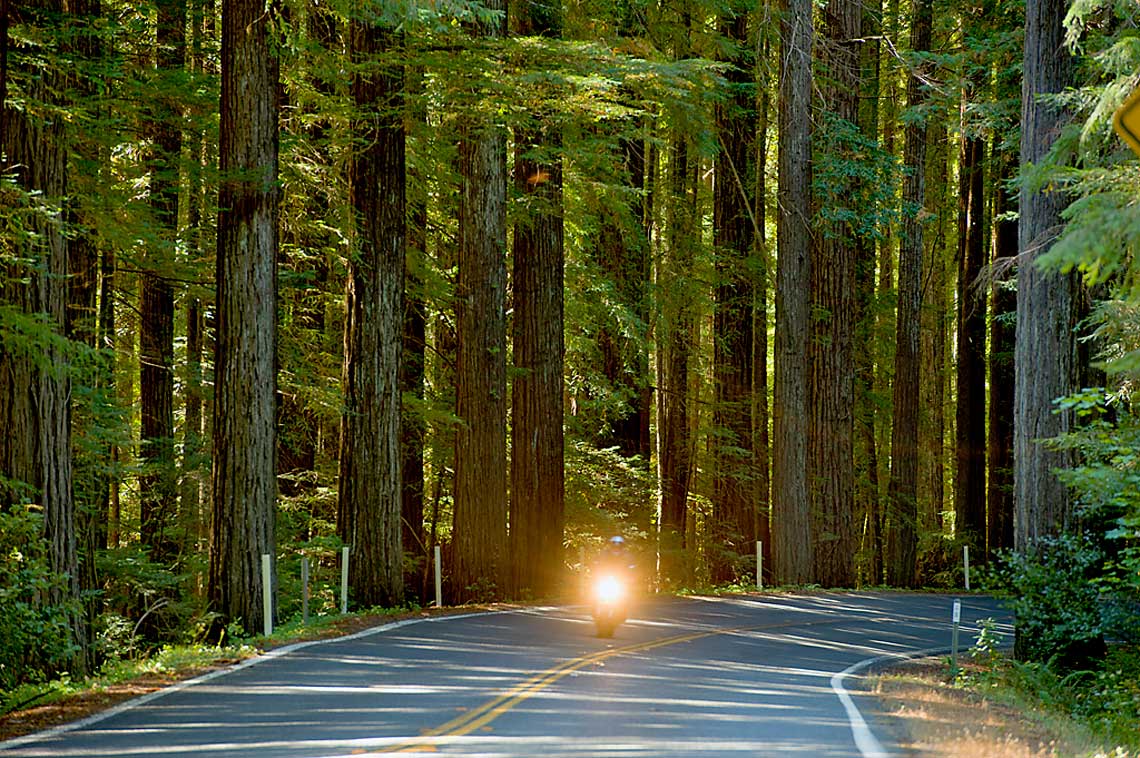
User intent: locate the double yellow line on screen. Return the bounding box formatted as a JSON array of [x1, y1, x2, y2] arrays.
[[377, 625, 743, 753]]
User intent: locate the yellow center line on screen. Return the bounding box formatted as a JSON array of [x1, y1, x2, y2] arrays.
[[373, 614, 866, 753], [374, 624, 752, 753]]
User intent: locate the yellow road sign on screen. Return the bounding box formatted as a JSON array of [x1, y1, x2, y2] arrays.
[[1114, 84, 1140, 157]]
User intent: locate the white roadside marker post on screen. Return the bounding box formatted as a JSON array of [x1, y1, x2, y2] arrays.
[[301, 556, 310, 626], [756, 541, 763, 590], [951, 599, 962, 676], [340, 546, 350, 614], [261, 554, 272, 638], [964, 545, 971, 591], [434, 545, 443, 608]]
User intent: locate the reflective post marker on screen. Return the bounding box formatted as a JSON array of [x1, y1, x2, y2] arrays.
[[950, 602, 962, 676], [434, 545, 443, 608], [341, 546, 350, 614], [301, 556, 310, 626], [964, 545, 971, 591], [261, 554, 272, 638], [756, 541, 763, 590]]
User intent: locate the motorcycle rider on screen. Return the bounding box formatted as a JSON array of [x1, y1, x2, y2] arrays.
[[595, 535, 637, 588]]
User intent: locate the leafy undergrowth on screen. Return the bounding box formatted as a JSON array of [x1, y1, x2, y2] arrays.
[[872, 643, 1140, 758]]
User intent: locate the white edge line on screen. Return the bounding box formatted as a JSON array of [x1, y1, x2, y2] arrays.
[[830, 645, 949, 758], [0, 609, 514, 752]]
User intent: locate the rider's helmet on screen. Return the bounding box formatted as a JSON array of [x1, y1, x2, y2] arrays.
[[606, 535, 626, 554]]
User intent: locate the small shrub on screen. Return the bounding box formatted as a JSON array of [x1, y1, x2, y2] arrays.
[[0, 508, 79, 693], [992, 534, 1107, 669]]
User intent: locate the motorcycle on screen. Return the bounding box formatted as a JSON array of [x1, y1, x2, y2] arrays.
[[590, 571, 629, 638]]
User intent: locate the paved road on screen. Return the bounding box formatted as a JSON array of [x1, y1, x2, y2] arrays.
[[0, 592, 1011, 758]]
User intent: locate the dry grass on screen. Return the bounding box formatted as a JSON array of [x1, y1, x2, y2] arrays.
[[871, 658, 1089, 758]]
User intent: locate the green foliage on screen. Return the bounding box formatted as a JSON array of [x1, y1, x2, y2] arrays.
[[915, 532, 970, 589], [1047, 392, 1140, 611], [994, 647, 1140, 753], [812, 114, 903, 242], [94, 546, 205, 650], [992, 533, 1108, 667], [276, 535, 348, 621], [563, 441, 655, 570], [0, 508, 80, 694]]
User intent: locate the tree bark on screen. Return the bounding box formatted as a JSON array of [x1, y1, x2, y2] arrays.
[[454, 0, 509, 602], [338, 14, 406, 609], [988, 148, 1016, 557], [918, 125, 949, 537], [402, 65, 428, 596], [1015, 0, 1078, 550], [510, 0, 565, 600], [711, 1, 756, 584], [209, 0, 280, 635], [773, 0, 813, 585], [956, 131, 988, 553], [753, 49, 772, 585], [854, 0, 883, 584], [809, 0, 861, 587], [886, 0, 931, 587], [139, 0, 185, 563], [0, 0, 89, 675]]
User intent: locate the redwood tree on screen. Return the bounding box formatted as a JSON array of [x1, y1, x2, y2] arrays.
[[139, 0, 185, 562], [337, 5, 406, 609], [711, 0, 756, 584], [955, 128, 988, 553], [1, 0, 89, 675], [809, 0, 861, 587], [773, 0, 813, 584], [453, 0, 509, 602], [509, 0, 565, 599], [208, 0, 280, 635], [886, 0, 932, 587], [1015, 0, 1078, 549]]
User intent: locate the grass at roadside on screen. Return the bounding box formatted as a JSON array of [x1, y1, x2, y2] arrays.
[[871, 644, 1140, 758]]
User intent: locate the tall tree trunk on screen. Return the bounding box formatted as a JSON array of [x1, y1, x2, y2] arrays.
[[208, 0, 280, 636], [809, 0, 861, 587], [454, 0, 509, 602], [403, 67, 428, 597], [510, 0, 565, 599], [1015, 0, 1078, 551], [711, 1, 756, 584], [0, 0, 89, 676], [918, 124, 949, 536], [988, 148, 1016, 557], [657, 136, 695, 587], [886, 0, 931, 587], [956, 130, 988, 553], [657, 10, 698, 587], [870, 0, 901, 584], [753, 45, 772, 585], [182, 0, 212, 545], [139, 0, 185, 563], [773, 0, 813, 584], [338, 14, 406, 609], [854, 0, 883, 583], [65, 0, 107, 639]]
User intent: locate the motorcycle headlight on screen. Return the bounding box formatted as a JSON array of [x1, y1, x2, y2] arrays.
[[595, 575, 625, 603]]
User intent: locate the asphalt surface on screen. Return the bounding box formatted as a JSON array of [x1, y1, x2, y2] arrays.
[[0, 591, 1012, 758]]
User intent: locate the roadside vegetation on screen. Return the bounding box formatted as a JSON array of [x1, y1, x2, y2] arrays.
[[876, 623, 1140, 758]]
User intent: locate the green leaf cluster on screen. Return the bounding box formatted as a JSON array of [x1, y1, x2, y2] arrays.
[[0, 509, 79, 695]]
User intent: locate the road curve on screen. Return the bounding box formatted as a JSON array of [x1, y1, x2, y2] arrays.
[[0, 592, 1011, 758]]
